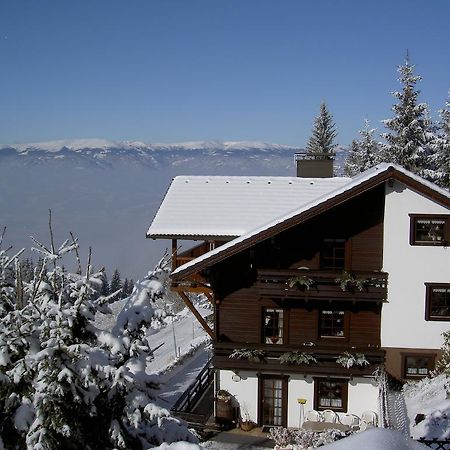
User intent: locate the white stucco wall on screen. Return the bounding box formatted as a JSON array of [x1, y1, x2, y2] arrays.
[[347, 377, 379, 420], [219, 370, 259, 423], [382, 182, 450, 349], [286, 375, 315, 428], [219, 370, 378, 426]]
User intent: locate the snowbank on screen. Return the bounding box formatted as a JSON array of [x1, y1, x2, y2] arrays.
[[404, 374, 450, 439], [321, 428, 425, 450]]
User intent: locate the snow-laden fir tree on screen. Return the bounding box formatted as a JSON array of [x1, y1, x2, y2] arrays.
[[110, 268, 122, 294], [380, 55, 433, 175], [306, 102, 338, 158], [344, 119, 380, 176], [428, 91, 450, 189], [0, 226, 196, 449]]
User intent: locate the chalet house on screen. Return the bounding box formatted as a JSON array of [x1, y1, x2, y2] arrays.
[[147, 157, 450, 428]]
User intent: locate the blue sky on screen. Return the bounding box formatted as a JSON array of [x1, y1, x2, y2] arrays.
[[0, 0, 449, 147]]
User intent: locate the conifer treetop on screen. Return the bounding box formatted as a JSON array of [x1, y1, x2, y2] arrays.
[[381, 55, 432, 173], [306, 101, 338, 157]]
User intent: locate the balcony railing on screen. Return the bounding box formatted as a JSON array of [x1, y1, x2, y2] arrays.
[[256, 269, 388, 302]]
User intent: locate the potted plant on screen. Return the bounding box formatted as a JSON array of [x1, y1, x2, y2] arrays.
[[215, 389, 234, 427], [240, 408, 256, 431], [336, 352, 369, 368], [335, 271, 368, 292], [229, 348, 266, 363], [279, 351, 317, 365], [287, 275, 315, 291]]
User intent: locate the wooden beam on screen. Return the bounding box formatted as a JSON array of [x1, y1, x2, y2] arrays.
[[171, 285, 213, 294], [172, 239, 177, 272], [178, 291, 214, 338], [205, 292, 215, 305]]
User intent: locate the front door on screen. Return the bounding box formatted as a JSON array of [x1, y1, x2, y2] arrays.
[[259, 376, 288, 427]]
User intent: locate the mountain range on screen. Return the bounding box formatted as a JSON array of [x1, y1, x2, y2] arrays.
[[0, 139, 348, 278]]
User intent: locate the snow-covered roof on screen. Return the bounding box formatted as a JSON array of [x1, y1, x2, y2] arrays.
[[147, 175, 350, 239], [172, 163, 450, 279]]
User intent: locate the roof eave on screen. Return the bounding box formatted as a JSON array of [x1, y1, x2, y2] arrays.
[[146, 233, 238, 241]]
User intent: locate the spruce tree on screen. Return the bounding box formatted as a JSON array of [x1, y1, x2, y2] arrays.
[[110, 269, 122, 294], [0, 232, 196, 449], [100, 271, 110, 296], [306, 102, 338, 158], [429, 92, 450, 189], [128, 279, 134, 296], [381, 55, 432, 174], [344, 120, 380, 176], [122, 278, 129, 299]]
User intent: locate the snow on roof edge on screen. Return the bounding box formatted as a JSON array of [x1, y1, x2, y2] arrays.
[[171, 163, 450, 278]]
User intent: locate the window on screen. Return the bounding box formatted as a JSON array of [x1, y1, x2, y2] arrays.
[[425, 283, 450, 321], [314, 378, 348, 412], [410, 215, 449, 246], [321, 239, 346, 270], [319, 310, 346, 338], [263, 308, 284, 344], [402, 354, 435, 379]]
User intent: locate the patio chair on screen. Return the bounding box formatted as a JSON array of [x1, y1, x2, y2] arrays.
[[321, 409, 339, 423], [341, 413, 360, 430], [358, 420, 368, 432], [361, 410, 378, 426], [305, 410, 321, 422]]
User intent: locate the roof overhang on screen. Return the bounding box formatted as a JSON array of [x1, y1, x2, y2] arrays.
[[146, 233, 237, 241]]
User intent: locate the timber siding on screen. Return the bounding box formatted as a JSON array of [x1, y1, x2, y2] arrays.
[[218, 288, 381, 348]]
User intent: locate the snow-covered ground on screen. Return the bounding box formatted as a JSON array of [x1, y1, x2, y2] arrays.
[[95, 298, 212, 410], [404, 374, 449, 440]]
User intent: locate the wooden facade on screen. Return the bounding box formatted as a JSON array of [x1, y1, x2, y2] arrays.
[[176, 186, 388, 379]]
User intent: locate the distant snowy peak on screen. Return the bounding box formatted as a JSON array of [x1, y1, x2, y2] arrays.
[[10, 138, 119, 152], [0, 138, 348, 175], [2, 138, 299, 153]]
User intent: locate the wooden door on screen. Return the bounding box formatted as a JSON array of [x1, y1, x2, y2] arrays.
[[259, 376, 288, 427]]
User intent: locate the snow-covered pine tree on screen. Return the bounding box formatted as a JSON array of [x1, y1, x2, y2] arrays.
[[344, 119, 380, 176], [380, 55, 433, 175], [122, 278, 129, 299], [100, 271, 110, 296], [306, 102, 338, 158], [433, 329, 450, 378], [110, 269, 122, 294], [0, 226, 197, 449], [428, 91, 450, 189]]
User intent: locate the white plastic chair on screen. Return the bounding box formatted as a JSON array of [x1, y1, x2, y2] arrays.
[[361, 410, 378, 426], [321, 409, 339, 423], [358, 420, 369, 432], [305, 410, 321, 422], [341, 413, 360, 429]]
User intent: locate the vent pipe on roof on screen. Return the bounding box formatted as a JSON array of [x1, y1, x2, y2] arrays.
[[295, 152, 335, 178]]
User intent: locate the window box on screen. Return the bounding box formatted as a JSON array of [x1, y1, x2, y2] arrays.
[[425, 283, 450, 321], [410, 215, 449, 246], [314, 378, 348, 412]]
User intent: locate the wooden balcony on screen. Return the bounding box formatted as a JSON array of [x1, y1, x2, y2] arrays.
[[256, 269, 388, 303], [213, 341, 384, 376]]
